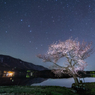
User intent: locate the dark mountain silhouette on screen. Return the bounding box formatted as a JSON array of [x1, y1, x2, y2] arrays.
[[0, 54, 48, 71]]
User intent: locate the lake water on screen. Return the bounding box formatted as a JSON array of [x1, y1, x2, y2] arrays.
[[0, 77, 95, 87], [31, 77, 95, 88]]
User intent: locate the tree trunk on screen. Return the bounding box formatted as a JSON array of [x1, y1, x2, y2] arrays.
[[73, 74, 79, 84]]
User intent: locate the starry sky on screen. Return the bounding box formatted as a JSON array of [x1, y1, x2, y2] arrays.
[[0, 0, 95, 71]]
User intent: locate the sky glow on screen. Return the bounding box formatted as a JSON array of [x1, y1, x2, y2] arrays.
[[0, 0, 95, 71]]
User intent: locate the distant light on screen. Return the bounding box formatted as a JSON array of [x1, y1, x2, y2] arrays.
[[51, 16, 53, 18], [31, 72, 33, 76], [5, 31, 7, 33], [4, 2, 6, 4], [89, 5, 91, 8], [52, 20, 55, 22], [30, 30, 32, 32], [28, 25, 30, 27], [21, 19, 23, 21], [6, 71, 15, 77], [10, 78, 12, 80], [29, 41, 31, 43], [70, 29, 72, 31]]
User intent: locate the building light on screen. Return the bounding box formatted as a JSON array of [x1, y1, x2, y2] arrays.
[[6, 71, 15, 77]]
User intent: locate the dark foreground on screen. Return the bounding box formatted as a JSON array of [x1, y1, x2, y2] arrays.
[[0, 82, 95, 95], [0, 86, 77, 95]]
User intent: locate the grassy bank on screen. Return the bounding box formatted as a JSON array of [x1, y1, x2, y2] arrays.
[[0, 86, 77, 95], [82, 82, 95, 95], [0, 82, 95, 95], [71, 82, 95, 95]]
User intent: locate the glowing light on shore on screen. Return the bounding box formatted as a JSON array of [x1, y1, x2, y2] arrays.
[[6, 71, 15, 77]]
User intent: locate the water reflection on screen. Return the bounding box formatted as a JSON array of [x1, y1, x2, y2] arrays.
[[32, 78, 74, 88], [32, 77, 95, 88], [80, 77, 95, 83], [0, 77, 95, 87], [0, 78, 48, 86]]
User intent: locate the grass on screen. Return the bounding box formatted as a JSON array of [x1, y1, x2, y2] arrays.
[[83, 82, 95, 95], [0, 82, 95, 95], [0, 86, 78, 95], [71, 82, 95, 95]]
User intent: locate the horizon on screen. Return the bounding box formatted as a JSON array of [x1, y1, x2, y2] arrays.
[[0, 54, 94, 71]]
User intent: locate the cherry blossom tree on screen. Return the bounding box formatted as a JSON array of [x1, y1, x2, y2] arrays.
[[37, 38, 94, 84]]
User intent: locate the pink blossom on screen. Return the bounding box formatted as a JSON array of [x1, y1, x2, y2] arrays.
[[37, 38, 93, 78]]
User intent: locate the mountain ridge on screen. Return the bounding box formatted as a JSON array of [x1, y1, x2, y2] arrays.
[[0, 54, 48, 71]]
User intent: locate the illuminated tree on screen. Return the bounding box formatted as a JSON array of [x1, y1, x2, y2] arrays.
[[37, 38, 93, 84]]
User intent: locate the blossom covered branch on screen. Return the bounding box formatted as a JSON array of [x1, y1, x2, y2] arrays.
[[37, 38, 94, 77]]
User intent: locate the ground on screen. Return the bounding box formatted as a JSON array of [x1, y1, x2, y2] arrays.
[[0, 82, 95, 95]]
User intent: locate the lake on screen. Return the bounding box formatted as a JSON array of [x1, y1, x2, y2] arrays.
[[31, 77, 95, 88], [0, 77, 95, 87]]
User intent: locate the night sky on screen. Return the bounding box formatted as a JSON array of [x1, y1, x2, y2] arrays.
[[0, 0, 95, 71]]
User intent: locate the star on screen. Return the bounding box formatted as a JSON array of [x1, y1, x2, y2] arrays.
[[5, 31, 8, 33], [89, 5, 91, 8], [28, 25, 30, 27], [0, 0, 95, 72], [21, 19, 23, 21], [4, 2, 6, 4], [70, 29, 72, 31], [30, 30, 32, 32]]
